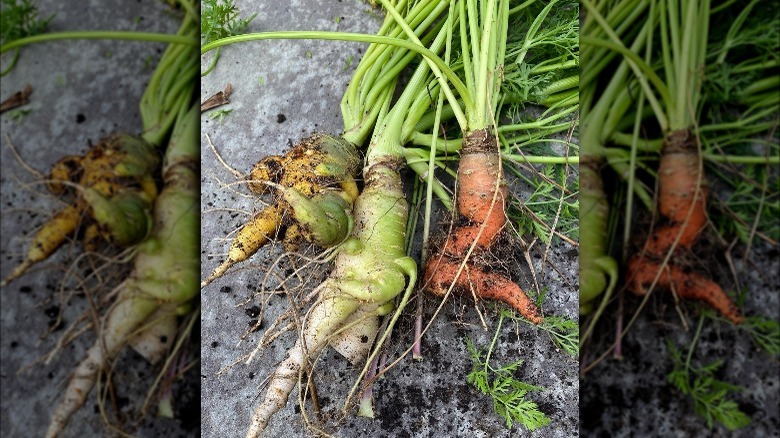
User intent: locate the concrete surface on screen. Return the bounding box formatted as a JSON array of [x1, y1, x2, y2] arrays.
[[0, 2, 198, 437], [580, 238, 780, 435], [200, 1, 578, 437]]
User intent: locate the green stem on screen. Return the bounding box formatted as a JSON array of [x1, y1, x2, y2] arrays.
[[201, 30, 470, 115], [703, 154, 780, 165], [378, 0, 470, 130], [484, 309, 506, 372], [685, 314, 707, 371], [0, 31, 196, 53], [502, 154, 579, 165]]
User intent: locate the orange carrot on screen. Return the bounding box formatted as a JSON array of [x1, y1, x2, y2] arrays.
[[626, 256, 743, 325], [644, 131, 708, 254], [423, 129, 542, 323], [626, 130, 742, 323], [425, 258, 543, 324]]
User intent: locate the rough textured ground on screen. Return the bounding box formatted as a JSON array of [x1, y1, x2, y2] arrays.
[[0, 2, 198, 437], [200, 1, 579, 437], [580, 236, 780, 436]]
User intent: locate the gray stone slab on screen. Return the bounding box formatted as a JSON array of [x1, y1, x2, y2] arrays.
[[200, 1, 578, 437]]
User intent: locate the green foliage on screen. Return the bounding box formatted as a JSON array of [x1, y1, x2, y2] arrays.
[[466, 338, 550, 430], [502, 0, 579, 105], [0, 0, 52, 46], [8, 108, 31, 122], [704, 0, 779, 113], [666, 328, 751, 431], [507, 159, 579, 244], [342, 54, 354, 71], [201, 0, 256, 76], [709, 161, 780, 245], [741, 316, 780, 356], [502, 304, 578, 357], [539, 315, 578, 357], [208, 108, 233, 124], [0, 0, 53, 75], [465, 309, 550, 431], [201, 0, 256, 45], [699, 0, 779, 249]]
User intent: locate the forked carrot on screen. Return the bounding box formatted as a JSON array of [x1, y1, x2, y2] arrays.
[[423, 129, 542, 324], [626, 130, 743, 324], [425, 258, 543, 324]]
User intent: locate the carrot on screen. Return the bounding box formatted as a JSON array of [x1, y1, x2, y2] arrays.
[[643, 131, 708, 254], [579, 0, 744, 326], [578, 157, 617, 317], [246, 160, 416, 437], [410, 0, 553, 322], [1, 4, 200, 435], [235, 5, 459, 432], [626, 131, 743, 324], [1, 134, 160, 287], [626, 255, 743, 325], [201, 133, 360, 287], [424, 129, 542, 323], [425, 258, 543, 325], [200, 0, 450, 289], [46, 103, 200, 437]]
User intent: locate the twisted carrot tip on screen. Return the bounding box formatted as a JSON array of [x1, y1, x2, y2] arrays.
[[424, 257, 543, 324], [626, 255, 743, 325]]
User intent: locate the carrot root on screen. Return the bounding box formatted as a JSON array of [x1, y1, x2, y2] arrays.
[[424, 257, 542, 324], [2, 134, 159, 288], [203, 134, 360, 287], [1, 205, 81, 287], [246, 159, 415, 436], [46, 290, 161, 438], [201, 205, 283, 287], [643, 131, 709, 254], [626, 255, 743, 325], [424, 129, 539, 321], [627, 130, 743, 324]]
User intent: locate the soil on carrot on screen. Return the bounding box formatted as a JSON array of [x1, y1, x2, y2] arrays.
[[625, 204, 742, 318], [423, 130, 544, 324]]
